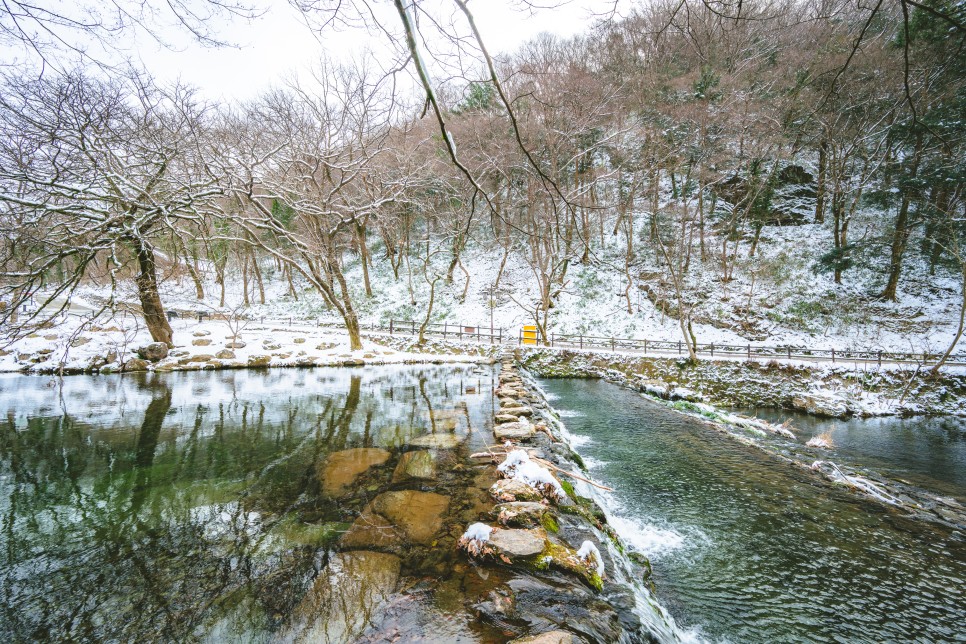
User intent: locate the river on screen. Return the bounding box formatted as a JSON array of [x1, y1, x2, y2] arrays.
[[539, 377, 966, 643]]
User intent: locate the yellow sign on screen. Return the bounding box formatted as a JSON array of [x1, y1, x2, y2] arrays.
[[522, 325, 539, 345]]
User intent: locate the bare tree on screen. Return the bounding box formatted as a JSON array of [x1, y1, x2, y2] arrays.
[[0, 70, 219, 345]]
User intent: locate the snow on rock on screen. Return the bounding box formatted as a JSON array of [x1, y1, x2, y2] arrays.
[[497, 449, 565, 501], [458, 522, 494, 557], [576, 540, 605, 577]]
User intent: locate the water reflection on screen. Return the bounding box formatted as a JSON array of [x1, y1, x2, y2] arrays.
[[0, 365, 495, 642]]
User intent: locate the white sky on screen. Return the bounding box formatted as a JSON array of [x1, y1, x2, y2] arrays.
[[135, 0, 613, 102]]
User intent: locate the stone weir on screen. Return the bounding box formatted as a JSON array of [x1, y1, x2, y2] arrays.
[[276, 359, 681, 643], [453, 359, 680, 644]]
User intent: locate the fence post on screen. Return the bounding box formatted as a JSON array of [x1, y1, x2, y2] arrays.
[[747, 344, 751, 359], [678, 341, 681, 354], [518, 330, 522, 346], [443, 322, 447, 339], [710, 343, 714, 357], [459, 322, 463, 340], [499, 328, 502, 343], [611, 338, 615, 351], [644, 339, 647, 354], [831, 348, 835, 363], [551, 333, 554, 348], [389, 320, 394, 335], [787, 347, 791, 359], [289, 317, 292, 326], [412, 320, 416, 335], [878, 350, 882, 367], [580, 334, 583, 349], [923, 352, 928, 365]]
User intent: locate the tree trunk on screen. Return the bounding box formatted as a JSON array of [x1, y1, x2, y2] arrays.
[[356, 220, 373, 297], [251, 248, 266, 305], [131, 237, 173, 345], [815, 140, 827, 224]]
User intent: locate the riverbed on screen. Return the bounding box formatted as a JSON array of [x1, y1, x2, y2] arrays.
[[539, 377, 966, 643]]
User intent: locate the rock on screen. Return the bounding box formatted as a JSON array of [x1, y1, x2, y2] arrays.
[[495, 502, 550, 528], [191, 338, 211, 346], [342, 491, 449, 547], [274, 352, 292, 360], [225, 341, 247, 349], [510, 631, 575, 644], [501, 399, 524, 409], [792, 393, 849, 418], [500, 406, 533, 418], [137, 342, 169, 362], [36, 348, 54, 356], [294, 337, 306, 344], [186, 354, 214, 363], [263, 342, 282, 351], [392, 450, 437, 482], [489, 528, 546, 558], [342, 358, 365, 366], [319, 448, 391, 496], [70, 337, 91, 348], [247, 354, 271, 367], [495, 414, 521, 424], [282, 551, 400, 643], [192, 330, 211, 337], [495, 422, 536, 441], [409, 433, 463, 449], [491, 479, 543, 503], [215, 349, 236, 360], [122, 358, 149, 372], [316, 342, 336, 351]]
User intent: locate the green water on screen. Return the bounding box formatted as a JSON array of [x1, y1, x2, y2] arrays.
[[0, 366, 498, 642], [539, 378, 966, 643]]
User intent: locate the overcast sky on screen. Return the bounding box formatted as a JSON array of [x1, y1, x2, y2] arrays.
[[134, 0, 614, 102]]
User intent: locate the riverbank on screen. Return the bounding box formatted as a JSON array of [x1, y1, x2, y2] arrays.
[[0, 318, 499, 375], [520, 347, 966, 417]]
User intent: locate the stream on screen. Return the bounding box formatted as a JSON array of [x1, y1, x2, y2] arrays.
[[539, 378, 966, 643]]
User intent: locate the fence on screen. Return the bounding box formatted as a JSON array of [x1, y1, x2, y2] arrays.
[[236, 315, 965, 366]]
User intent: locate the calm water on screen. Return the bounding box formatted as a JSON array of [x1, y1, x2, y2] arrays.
[[540, 378, 966, 644], [0, 366, 498, 642], [740, 408, 966, 501]]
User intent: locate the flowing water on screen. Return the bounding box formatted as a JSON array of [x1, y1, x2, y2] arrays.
[[0, 366, 507, 642], [539, 378, 966, 644]]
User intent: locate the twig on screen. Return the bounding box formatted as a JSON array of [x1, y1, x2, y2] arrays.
[[532, 456, 614, 492]]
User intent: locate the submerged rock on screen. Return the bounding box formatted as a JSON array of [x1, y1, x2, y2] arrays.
[[392, 450, 437, 482], [280, 550, 400, 643], [409, 433, 463, 449], [319, 448, 391, 496], [342, 490, 449, 548], [510, 631, 575, 644]]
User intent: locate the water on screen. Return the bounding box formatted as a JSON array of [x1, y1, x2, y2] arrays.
[[539, 378, 966, 644], [0, 366, 501, 642], [739, 408, 966, 502]]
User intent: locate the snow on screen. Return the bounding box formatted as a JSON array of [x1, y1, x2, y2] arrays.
[[461, 522, 493, 543], [497, 448, 566, 500], [576, 540, 605, 577]]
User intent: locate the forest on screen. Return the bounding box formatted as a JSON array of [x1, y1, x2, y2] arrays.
[[1, 0, 964, 366]]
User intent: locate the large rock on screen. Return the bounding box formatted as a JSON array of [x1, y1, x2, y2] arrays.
[[489, 528, 546, 558], [494, 502, 551, 528], [247, 354, 271, 367], [215, 349, 235, 360], [392, 450, 437, 482], [137, 342, 168, 362], [491, 479, 543, 503], [495, 414, 521, 424], [500, 406, 533, 418], [318, 448, 391, 496], [342, 490, 449, 548], [495, 422, 536, 441], [280, 551, 400, 643], [191, 338, 212, 346], [791, 393, 850, 418], [122, 358, 149, 372]]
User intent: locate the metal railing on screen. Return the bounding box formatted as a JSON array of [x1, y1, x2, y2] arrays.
[[236, 315, 964, 366]]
